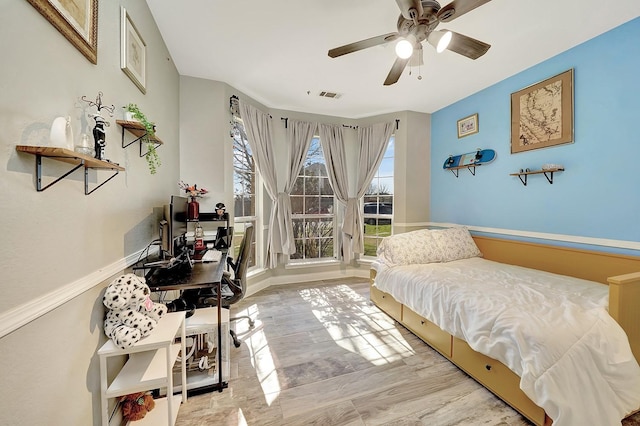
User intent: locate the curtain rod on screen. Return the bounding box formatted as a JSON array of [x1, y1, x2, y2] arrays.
[[279, 117, 400, 130], [232, 96, 398, 130], [230, 95, 272, 118]]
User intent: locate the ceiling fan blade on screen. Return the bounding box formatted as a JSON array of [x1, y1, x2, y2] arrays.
[[384, 56, 411, 86], [436, 0, 492, 22], [444, 30, 490, 59], [328, 33, 400, 58]]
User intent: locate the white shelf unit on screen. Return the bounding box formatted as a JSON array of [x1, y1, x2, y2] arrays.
[[98, 312, 187, 426], [172, 307, 230, 393]]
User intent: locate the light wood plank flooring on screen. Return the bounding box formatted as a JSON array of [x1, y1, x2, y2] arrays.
[[176, 278, 640, 426]]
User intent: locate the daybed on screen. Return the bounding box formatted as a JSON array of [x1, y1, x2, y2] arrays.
[[370, 227, 640, 426]]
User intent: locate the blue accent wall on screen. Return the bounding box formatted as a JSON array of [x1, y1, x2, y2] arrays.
[[431, 17, 640, 251]]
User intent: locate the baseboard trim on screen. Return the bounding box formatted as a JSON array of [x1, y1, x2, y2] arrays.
[[245, 266, 369, 296], [0, 249, 148, 339]]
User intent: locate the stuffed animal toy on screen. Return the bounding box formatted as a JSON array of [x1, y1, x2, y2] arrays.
[[103, 273, 167, 349], [119, 392, 155, 421]]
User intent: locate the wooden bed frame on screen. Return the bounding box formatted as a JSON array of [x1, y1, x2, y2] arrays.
[[369, 235, 640, 425]]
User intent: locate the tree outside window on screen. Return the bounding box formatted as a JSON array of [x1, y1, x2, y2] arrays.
[[231, 118, 257, 268], [363, 136, 394, 256], [290, 137, 335, 261]]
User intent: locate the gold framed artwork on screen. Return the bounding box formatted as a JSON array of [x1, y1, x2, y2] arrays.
[[121, 7, 147, 94], [511, 69, 574, 154], [457, 113, 478, 138], [26, 0, 98, 64]]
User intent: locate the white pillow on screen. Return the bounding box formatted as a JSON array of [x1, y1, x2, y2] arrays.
[[377, 229, 444, 265], [430, 227, 482, 262]]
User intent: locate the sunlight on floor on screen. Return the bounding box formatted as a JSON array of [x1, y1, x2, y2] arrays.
[[235, 408, 248, 426], [299, 284, 415, 365], [234, 304, 281, 406]]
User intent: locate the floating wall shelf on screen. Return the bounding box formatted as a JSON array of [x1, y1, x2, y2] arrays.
[[117, 120, 164, 157], [510, 167, 564, 186], [16, 145, 124, 195]]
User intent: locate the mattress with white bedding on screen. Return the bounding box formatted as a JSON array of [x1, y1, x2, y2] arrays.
[[374, 257, 640, 426]]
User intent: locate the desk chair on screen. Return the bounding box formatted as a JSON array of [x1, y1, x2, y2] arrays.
[[196, 225, 255, 347]]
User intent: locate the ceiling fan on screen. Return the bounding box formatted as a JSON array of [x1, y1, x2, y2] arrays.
[[328, 0, 492, 85]]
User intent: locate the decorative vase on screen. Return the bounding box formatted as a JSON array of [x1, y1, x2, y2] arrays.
[[124, 111, 138, 122], [188, 197, 199, 220], [50, 116, 74, 150]]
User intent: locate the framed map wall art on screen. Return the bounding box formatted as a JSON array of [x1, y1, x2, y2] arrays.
[[510, 69, 574, 153], [26, 0, 98, 64]]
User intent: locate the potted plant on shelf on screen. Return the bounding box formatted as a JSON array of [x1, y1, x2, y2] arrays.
[[123, 103, 161, 174]]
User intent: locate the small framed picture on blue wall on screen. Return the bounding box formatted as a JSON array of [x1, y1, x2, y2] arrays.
[[457, 113, 479, 138]]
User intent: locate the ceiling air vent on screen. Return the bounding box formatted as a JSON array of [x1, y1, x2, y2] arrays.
[[318, 91, 342, 99]]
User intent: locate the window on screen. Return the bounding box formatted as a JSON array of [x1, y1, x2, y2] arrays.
[[290, 137, 335, 261], [231, 117, 258, 269], [363, 135, 394, 257]]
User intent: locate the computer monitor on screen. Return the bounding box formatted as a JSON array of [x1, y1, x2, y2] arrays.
[[160, 195, 189, 258]]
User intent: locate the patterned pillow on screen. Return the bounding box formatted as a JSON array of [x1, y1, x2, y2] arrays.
[[430, 227, 482, 262], [377, 229, 444, 265]]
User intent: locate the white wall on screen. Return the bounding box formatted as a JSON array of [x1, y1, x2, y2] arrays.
[[0, 1, 180, 424]]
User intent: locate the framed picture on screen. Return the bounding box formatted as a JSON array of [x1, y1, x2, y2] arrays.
[[121, 7, 146, 94], [457, 113, 478, 138], [511, 69, 574, 154], [26, 0, 98, 64]]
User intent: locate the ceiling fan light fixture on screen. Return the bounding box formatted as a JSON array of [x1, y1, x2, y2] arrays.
[[395, 38, 414, 59], [428, 30, 453, 53]]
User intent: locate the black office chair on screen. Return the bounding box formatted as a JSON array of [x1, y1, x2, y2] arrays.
[[190, 225, 255, 347], [222, 224, 255, 346]]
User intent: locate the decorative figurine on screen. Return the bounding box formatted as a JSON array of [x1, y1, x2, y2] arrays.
[[80, 92, 115, 161], [215, 202, 226, 219], [90, 113, 107, 160]]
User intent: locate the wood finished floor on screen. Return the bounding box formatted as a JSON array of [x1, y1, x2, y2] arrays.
[[175, 278, 640, 426]]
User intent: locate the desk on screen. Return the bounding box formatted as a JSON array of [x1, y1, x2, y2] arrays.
[[137, 253, 229, 393], [144, 255, 227, 292]]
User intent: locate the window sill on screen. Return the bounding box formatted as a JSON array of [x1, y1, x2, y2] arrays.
[[357, 257, 375, 266], [285, 259, 341, 270], [247, 268, 267, 280]]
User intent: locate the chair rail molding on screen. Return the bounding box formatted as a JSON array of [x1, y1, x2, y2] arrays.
[[0, 249, 150, 338], [427, 222, 640, 252]]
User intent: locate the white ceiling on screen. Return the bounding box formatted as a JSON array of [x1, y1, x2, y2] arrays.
[[146, 0, 640, 119]]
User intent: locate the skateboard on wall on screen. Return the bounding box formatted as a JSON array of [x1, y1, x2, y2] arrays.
[[443, 148, 496, 177]]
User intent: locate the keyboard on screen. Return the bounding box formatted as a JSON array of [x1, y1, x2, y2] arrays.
[[201, 249, 222, 263]]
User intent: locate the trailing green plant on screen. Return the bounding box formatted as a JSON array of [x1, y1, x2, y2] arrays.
[[124, 103, 161, 174]]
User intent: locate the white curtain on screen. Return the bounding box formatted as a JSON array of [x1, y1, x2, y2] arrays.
[[281, 119, 317, 257], [238, 100, 281, 268], [318, 123, 351, 261], [343, 121, 394, 259]]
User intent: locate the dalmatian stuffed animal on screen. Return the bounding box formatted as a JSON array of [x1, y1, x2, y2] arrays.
[[103, 273, 167, 349]]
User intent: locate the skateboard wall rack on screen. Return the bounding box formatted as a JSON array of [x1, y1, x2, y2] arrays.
[[510, 167, 564, 186], [447, 164, 481, 177], [443, 148, 495, 178]]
